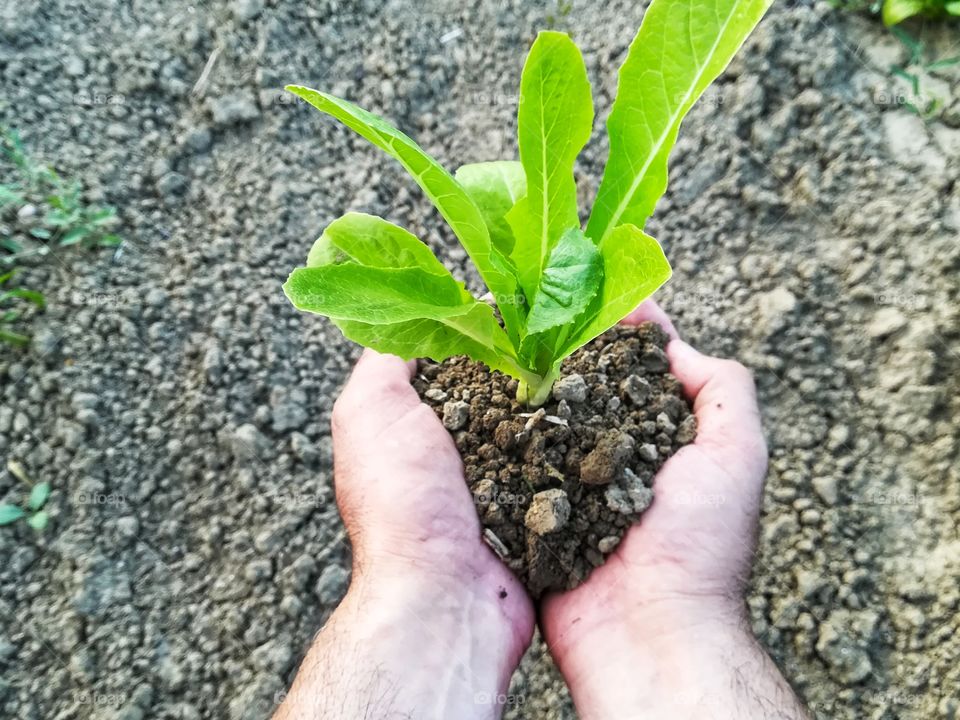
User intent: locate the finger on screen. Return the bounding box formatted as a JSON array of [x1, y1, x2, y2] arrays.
[[621, 299, 679, 340], [666, 339, 767, 478], [332, 349, 419, 442]]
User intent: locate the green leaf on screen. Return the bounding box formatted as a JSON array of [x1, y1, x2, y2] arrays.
[[285, 85, 523, 338], [1, 237, 23, 253], [586, 0, 772, 243], [508, 31, 593, 300], [285, 257, 535, 382], [559, 224, 671, 357], [307, 212, 450, 277], [334, 305, 534, 383], [454, 161, 526, 257], [285, 263, 477, 325], [524, 227, 602, 336], [86, 206, 117, 225], [27, 511, 48, 531], [1, 288, 46, 309], [946, 1, 960, 15], [98, 234, 122, 247], [29, 227, 52, 240], [60, 226, 89, 246], [28, 482, 50, 511], [0, 328, 30, 346], [0, 504, 26, 525], [883, 0, 925, 23]]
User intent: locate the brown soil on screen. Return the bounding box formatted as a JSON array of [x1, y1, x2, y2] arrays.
[[414, 322, 697, 597]]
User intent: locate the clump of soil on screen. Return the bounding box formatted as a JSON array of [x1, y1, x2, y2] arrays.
[[414, 322, 697, 597]]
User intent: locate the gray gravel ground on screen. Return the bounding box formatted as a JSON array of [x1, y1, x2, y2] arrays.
[[1, 0, 959, 718]]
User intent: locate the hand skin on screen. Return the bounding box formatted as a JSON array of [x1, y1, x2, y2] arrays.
[[273, 301, 810, 720], [273, 351, 534, 720], [541, 301, 810, 720]]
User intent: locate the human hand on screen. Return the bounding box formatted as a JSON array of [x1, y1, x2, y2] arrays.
[[274, 351, 533, 720], [541, 301, 808, 719]]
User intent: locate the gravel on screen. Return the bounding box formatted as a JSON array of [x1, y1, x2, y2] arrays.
[[0, 0, 958, 718]]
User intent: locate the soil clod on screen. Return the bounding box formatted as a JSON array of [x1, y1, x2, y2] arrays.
[[416, 323, 697, 596]]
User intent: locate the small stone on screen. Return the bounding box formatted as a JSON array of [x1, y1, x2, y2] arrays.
[[676, 415, 697, 444], [580, 431, 635, 485], [64, 56, 85, 77], [493, 420, 520, 450], [552, 374, 588, 403], [656, 412, 676, 435], [597, 535, 620, 554], [621, 374, 651, 404], [524, 489, 571, 536], [231, 424, 268, 461], [232, 0, 265, 22], [315, 564, 349, 605], [816, 609, 877, 685], [145, 288, 168, 307], [811, 476, 838, 506], [442, 400, 470, 430], [115, 516, 139, 540], [245, 559, 273, 583], [757, 288, 798, 334], [866, 307, 906, 338], [424, 388, 448, 402], [183, 126, 213, 154], [640, 346, 669, 372], [208, 91, 261, 126], [157, 171, 188, 197], [637, 443, 658, 462]]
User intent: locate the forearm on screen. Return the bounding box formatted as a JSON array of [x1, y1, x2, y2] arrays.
[[273, 571, 525, 720], [550, 599, 810, 720]]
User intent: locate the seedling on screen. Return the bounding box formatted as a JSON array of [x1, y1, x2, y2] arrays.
[[1, 127, 120, 259], [0, 269, 45, 347], [284, 0, 770, 405], [0, 461, 50, 531]]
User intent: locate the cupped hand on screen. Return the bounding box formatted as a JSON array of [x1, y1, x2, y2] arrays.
[[540, 300, 777, 719]]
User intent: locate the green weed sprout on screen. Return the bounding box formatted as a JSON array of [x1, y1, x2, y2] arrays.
[[284, 0, 771, 405], [0, 461, 51, 531]]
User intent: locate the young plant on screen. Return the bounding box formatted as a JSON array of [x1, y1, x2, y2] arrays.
[[1, 127, 121, 256], [0, 461, 51, 531], [283, 0, 771, 405], [0, 269, 45, 347]]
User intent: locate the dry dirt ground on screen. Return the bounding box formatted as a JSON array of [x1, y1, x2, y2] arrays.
[[1, 1, 959, 718]]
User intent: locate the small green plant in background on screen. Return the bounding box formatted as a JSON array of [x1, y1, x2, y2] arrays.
[[0, 127, 121, 347], [1, 127, 121, 256], [0, 461, 51, 531], [881, 0, 959, 25], [283, 0, 771, 405], [0, 270, 45, 346]]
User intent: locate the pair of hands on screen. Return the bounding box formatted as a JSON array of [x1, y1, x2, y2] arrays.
[[275, 302, 807, 719]]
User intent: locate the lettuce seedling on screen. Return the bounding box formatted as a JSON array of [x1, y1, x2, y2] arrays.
[[284, 0, 771, 405]]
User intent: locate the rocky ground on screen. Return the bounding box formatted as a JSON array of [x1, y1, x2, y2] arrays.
[[1, 0, 958, 718]]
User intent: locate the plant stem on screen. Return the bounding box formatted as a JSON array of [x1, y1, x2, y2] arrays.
[[516, 365, 559, 407]]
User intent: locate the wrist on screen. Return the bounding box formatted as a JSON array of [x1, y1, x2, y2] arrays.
[[546, 593, 756, 720], [295, 565, 528, 720]]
